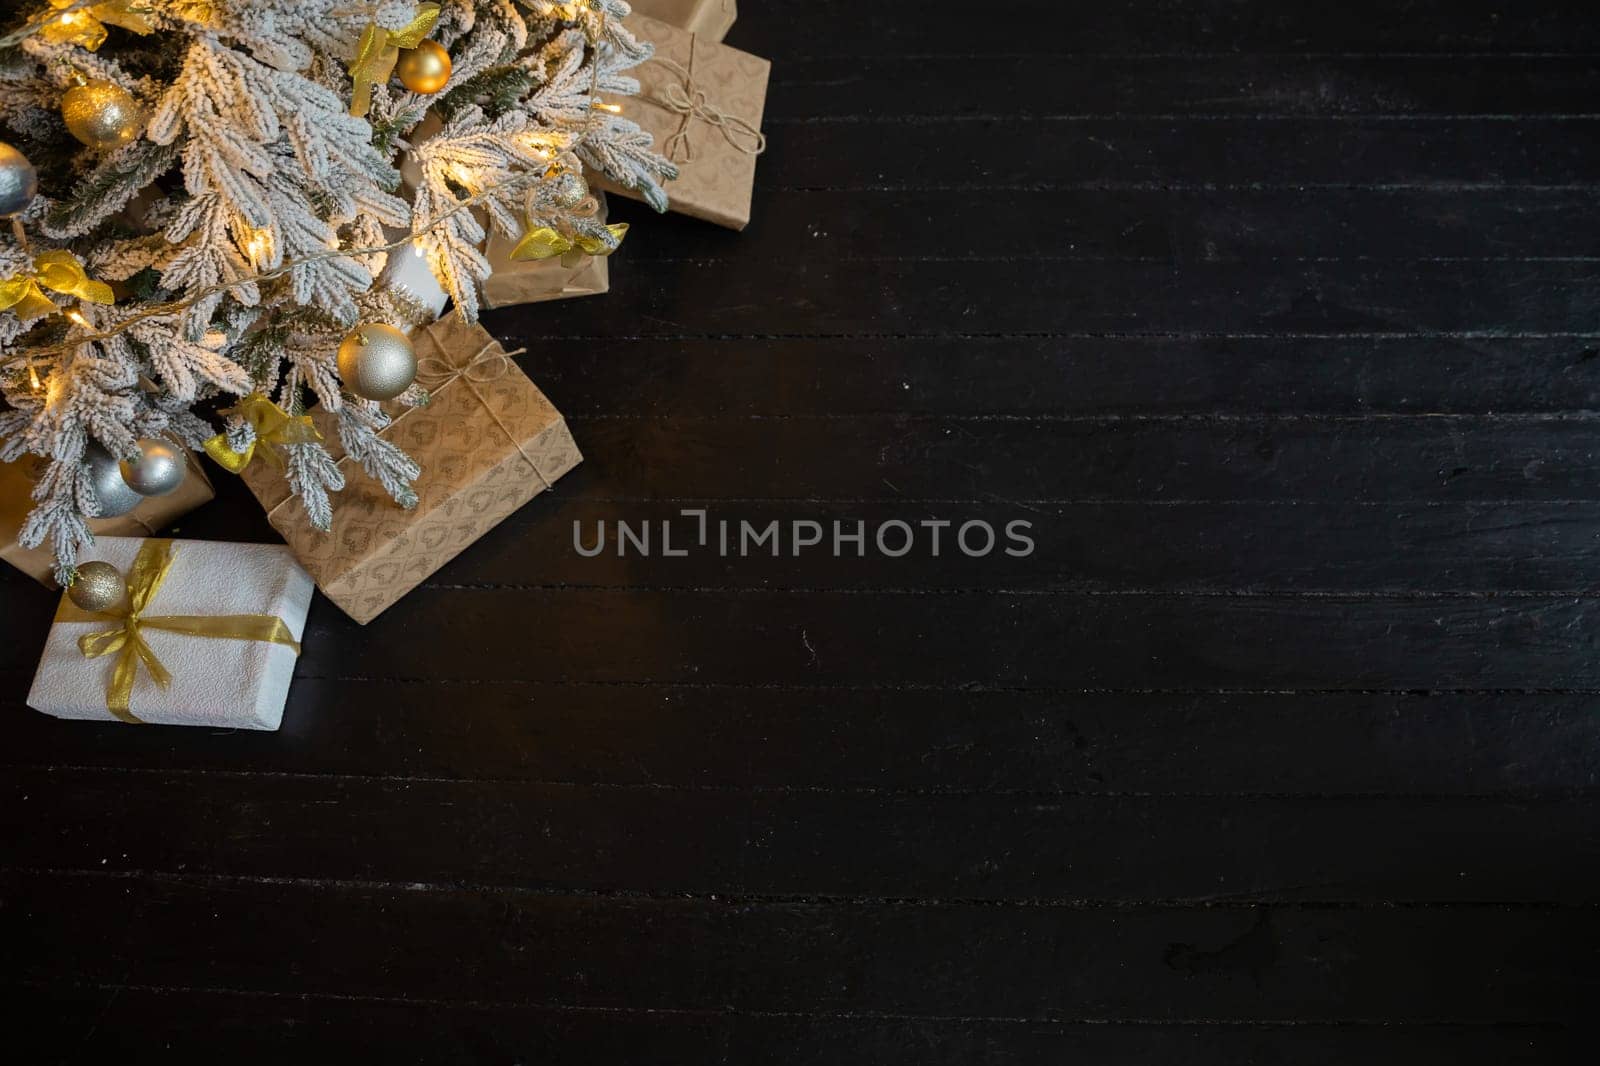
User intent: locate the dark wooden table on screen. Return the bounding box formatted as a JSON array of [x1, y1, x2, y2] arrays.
[[5, 2, 1600, 1061]]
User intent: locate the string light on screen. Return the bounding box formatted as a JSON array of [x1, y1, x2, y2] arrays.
[[590, 101, 620, 113], [242, 228, 272, 266], [63, 308, 89, 328], [27, 361, 42, 392]]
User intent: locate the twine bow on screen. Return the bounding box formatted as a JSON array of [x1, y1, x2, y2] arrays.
[[415, 337, 553, 491], [0, 251, 115, 321], [203, 393, 323, 474], [347, 2, 441, 117], [644, 39, 767, 164], [58, 539, 302, 724]]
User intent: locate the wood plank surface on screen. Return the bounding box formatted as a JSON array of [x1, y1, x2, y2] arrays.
[[3, 2, 1598, 1061]]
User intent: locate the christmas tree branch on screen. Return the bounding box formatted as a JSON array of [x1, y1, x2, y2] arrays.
[[5, 164, 553, 364]]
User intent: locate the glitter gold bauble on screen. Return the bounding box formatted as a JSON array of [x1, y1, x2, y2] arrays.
[[0, 141, 38, 217], [119, 437, 185, 497], [84, 441, 141, 517], [396, 40, 451, 95], [337, 322, 418, 401], [550, 170, 589, 209], [67, 560, 124, 613], [62, 79, 143, 150]]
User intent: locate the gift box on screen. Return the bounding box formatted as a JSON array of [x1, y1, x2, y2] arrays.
[[628, 0, 737, 41], [1, 449, 214, 586], [483, 192, 614, 308], [241, 313, 582, 624], [593, 14, 769, 230], [27, 537, 313, 729]]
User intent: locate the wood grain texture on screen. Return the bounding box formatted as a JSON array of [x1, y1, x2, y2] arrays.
[[3, 3, 1599, 1062]]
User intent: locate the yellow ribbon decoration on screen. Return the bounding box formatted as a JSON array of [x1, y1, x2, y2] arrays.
[[202, 393, 323, 474], [57, 539, 302, 724], [347, 3, 442, 117], [40, 0, 153, 51], [0, 251, 116, 321], [509, 222, 628, 266]]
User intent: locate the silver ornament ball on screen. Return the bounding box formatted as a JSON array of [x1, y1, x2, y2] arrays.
[[62, 79, 143, 150], [337, 323, 418, 401], [84, 442, 142, 518], [68, 560, 125, 613], [0, 141, 38, 218], [119, 438, 186, 497]]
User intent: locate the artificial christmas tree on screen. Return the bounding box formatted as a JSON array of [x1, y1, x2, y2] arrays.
[[0, 0, 675, 582]]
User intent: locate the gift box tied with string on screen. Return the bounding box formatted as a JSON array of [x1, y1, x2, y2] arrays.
[[592, 13, 769, 230], [239, 313, 582, 624]]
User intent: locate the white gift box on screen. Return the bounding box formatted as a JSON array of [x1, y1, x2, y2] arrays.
[[27, 538, 314, 730]]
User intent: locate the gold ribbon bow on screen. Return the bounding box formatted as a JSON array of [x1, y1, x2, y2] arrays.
[[40, 0, 153, 51], [508, 222, 628, 266], [0, 251, 116, 321], [645, 41, 768, 164], [347, 3, 442, 117], [58, 539, 302, 724], [203, 393, 323, 474]]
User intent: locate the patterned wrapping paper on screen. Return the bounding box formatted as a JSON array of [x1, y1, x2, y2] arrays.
[[482, 193, 613, 308], [592, 14, 769, 230], [628, 0, 737, 41], [1, 450, 214, 586], [241, 314, 582, 624]]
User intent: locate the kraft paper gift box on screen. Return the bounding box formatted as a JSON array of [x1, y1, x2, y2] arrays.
[[1, 449, 214, 586], [27, 537, 313, 729], [241, 313, 582, 624], [482, 193, 613, 308], [593, 14, 769, 230], [628, 0, 737, 41]]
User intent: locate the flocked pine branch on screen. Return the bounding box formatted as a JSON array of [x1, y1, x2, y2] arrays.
[[0, 0, 675, 573]]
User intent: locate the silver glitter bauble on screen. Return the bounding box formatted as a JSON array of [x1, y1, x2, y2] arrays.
[[68, 560, 125, 613], [84, 442, 141, 518], [0, 141, 38, 218], [62, 79, 143, 150], [337, 322, 417, 401], [119, 437, 185, 497]]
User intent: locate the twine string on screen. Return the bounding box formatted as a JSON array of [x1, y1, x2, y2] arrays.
[[416, 340, 552, 490], [644, 36, 767, 164]]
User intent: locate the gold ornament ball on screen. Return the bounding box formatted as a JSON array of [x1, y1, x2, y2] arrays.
[[0, 141, 38, 217], [337, 322, 418, 401], [397, 41, 452, 95], [62, 79, 143, 150], [68, 560, 125, 613], [550, 170, 589, 209]]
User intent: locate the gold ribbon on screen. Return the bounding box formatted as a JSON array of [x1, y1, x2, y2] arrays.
[[508, 222, 628, 265], [415, 339, 553, 491], [0, 251, 116, 321], [57, 539, 301, 724], [347, 3, 442, 117], [643, 38, 767, 164], [40, 0, 153, 51], [202, 393, 323, 474]]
